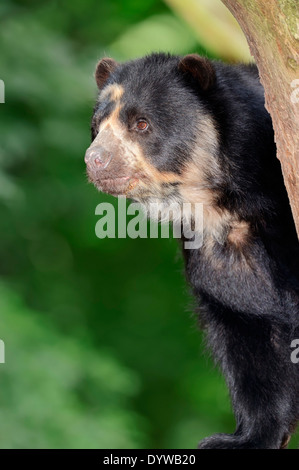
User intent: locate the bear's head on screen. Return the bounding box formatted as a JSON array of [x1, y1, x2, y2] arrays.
[[86, 53, 221, 207]]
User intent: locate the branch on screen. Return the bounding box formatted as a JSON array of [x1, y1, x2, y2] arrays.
[[164, 0, 251, 61]]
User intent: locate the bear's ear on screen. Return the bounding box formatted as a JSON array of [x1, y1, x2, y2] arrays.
[[95, 58, 118, 90], [178, 54, 215, 91]]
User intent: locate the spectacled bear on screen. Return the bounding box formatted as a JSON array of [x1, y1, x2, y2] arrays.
[[85, 53, 299, 449]]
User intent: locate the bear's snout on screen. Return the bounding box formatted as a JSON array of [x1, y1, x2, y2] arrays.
[[84, 144, 113, 170]]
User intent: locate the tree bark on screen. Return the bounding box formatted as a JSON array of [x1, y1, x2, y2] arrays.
[[220, 0, 299, 237]]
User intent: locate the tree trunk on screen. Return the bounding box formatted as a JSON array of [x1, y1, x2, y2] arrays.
[[220, 0, 299, 237]]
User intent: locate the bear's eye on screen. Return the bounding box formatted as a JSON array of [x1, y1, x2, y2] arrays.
[[136, 119, 148, 131]]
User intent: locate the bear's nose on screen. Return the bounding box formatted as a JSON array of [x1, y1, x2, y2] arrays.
[[84, 145, 113, 170]]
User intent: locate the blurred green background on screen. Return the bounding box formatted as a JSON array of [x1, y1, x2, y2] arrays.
[[0, 0, 298, 449]]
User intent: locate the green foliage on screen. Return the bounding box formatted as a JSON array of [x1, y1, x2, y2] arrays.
[[0, 284, 143, 448]]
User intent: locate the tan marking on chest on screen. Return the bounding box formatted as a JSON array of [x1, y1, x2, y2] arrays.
[[228, 221, 251, 247]]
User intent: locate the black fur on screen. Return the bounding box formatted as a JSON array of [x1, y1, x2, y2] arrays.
[[88, 53, 299, 449]]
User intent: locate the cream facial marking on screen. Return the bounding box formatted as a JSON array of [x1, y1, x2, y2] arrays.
[[100, 84, 124, 102]]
